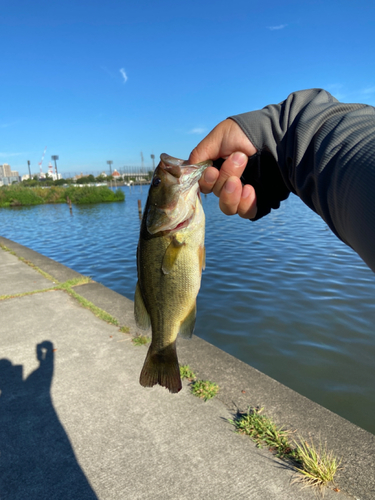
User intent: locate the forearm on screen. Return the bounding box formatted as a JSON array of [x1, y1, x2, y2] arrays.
[[231, 89, 375, 272]]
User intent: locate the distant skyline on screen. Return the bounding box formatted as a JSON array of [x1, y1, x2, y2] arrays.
[[1, 0, 375, 176]]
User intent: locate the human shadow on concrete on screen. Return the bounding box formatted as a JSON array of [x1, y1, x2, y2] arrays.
[[0, 341, 98, 499]]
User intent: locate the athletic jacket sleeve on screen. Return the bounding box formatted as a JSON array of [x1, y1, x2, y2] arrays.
[[230, 88, 375, 273]]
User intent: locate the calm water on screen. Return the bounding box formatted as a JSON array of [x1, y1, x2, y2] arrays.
[[1, 186, 375, 434]]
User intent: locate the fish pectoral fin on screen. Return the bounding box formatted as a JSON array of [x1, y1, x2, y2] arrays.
[[134, 281, 151, 330], [178, 303, 196, 339], [161, 236, 185, 275]]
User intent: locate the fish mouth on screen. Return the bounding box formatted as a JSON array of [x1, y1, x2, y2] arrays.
[[166, 212, 194, 233], [160, 153, 212, 188], [146, 154, 210, 235]]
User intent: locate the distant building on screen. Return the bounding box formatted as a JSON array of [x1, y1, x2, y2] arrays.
[[73, 172, 85, 181], [0, 164, 11, 176], [46, 162, 62, 181], [112, 169, 121, 179], [0, 163, 21, 185], [21, 174, 39, 181]]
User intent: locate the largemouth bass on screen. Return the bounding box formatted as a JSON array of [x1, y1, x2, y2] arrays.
[[135, 153, 212, 393]]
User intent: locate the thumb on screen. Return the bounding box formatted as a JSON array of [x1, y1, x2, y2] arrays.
[[188, 123, 226, 165]]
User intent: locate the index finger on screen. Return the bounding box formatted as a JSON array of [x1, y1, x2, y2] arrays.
[[189, 119, 257, 165], [200, 152, 248, 196]]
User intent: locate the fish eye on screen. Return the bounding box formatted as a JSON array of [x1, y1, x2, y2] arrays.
[[152, 177, 161, 187]]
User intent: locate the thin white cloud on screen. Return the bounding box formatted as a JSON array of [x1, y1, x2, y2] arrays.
[[120, 68, 128, 83], [334, 93, 347, 101], [101, 66, 115, 79], [0, 152, 24, 158], [188, 127, 207, 135], [361, 86, 375, 95], [323, 84, 375, 104], [0, 121, 18, 129], [268, 24, 287, 31], [324, 84, 346, 101], [325, 83, 344, 91]]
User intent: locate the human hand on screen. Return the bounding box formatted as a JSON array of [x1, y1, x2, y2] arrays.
[[188, 119, 258, 219]]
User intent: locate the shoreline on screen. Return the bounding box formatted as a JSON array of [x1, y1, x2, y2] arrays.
[[0, 184, 124, 207]]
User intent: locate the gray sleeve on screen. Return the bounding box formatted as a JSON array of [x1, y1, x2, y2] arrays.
[[230, 88, 375, 273]]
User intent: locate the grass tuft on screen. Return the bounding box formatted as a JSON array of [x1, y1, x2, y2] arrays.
[[119, 325, 130, 334], [65, 287, 119, 325], [132, 335, 151, 346], [58, 277, 92, 289], [0, 288, 55, 301], [0, 244, 58, 282], [0, 245, 120, 327], [0, 243, 16, 255], [180, 364, 196, 380], [229, 407, 341, 494], [292, 439, 341, 493], [229, 407, 295, 459], [191, 379, 219, 401], [19, 259, 58, 282]]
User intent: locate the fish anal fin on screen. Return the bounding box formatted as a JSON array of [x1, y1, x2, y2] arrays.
[[139, 342, 182, 393], [134, 281, 151, 330], [162, 236, 185, 275], [179, 303, 196, 339]]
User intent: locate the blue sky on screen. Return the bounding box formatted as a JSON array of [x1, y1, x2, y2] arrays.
[[1, 0, 375, 176]]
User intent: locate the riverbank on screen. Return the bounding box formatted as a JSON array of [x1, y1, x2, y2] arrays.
[[0, 185, 124, 207], [0, 235, 374, 499]]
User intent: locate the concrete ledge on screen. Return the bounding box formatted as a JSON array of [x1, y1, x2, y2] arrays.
[[1, 237, 374, 499], [0, 236, 83, 283], [77, 282, 138, 332], [177, 335, 375, 498]]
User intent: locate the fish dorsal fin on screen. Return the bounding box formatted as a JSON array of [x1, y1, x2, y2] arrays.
[[179, 303, 196, 339], [134, 281, 151, 330], [162, 236, 185, 275]]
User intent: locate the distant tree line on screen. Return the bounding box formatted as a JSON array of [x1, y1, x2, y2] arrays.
[[0, 184, 125, 207], [20, 173, 118, 187]]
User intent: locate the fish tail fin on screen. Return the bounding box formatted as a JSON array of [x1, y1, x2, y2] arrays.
[[139, 341, 182, 394]]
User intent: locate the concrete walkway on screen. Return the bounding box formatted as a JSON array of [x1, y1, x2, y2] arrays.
[[0, 235, 374, 500]]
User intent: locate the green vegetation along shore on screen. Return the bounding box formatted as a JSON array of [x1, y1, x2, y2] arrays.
[[0, 185, 125, 208]]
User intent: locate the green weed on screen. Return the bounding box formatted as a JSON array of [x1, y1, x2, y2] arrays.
[[229, 407, 295, 459], [65, 287, 119, 325], [229, 407, 341, 493], [19, 258, 58, 282], [180, 365, 196, 380], [292, 439, 341, 492], [132, 335, 151, 346], [191, 379, 219, 401]]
